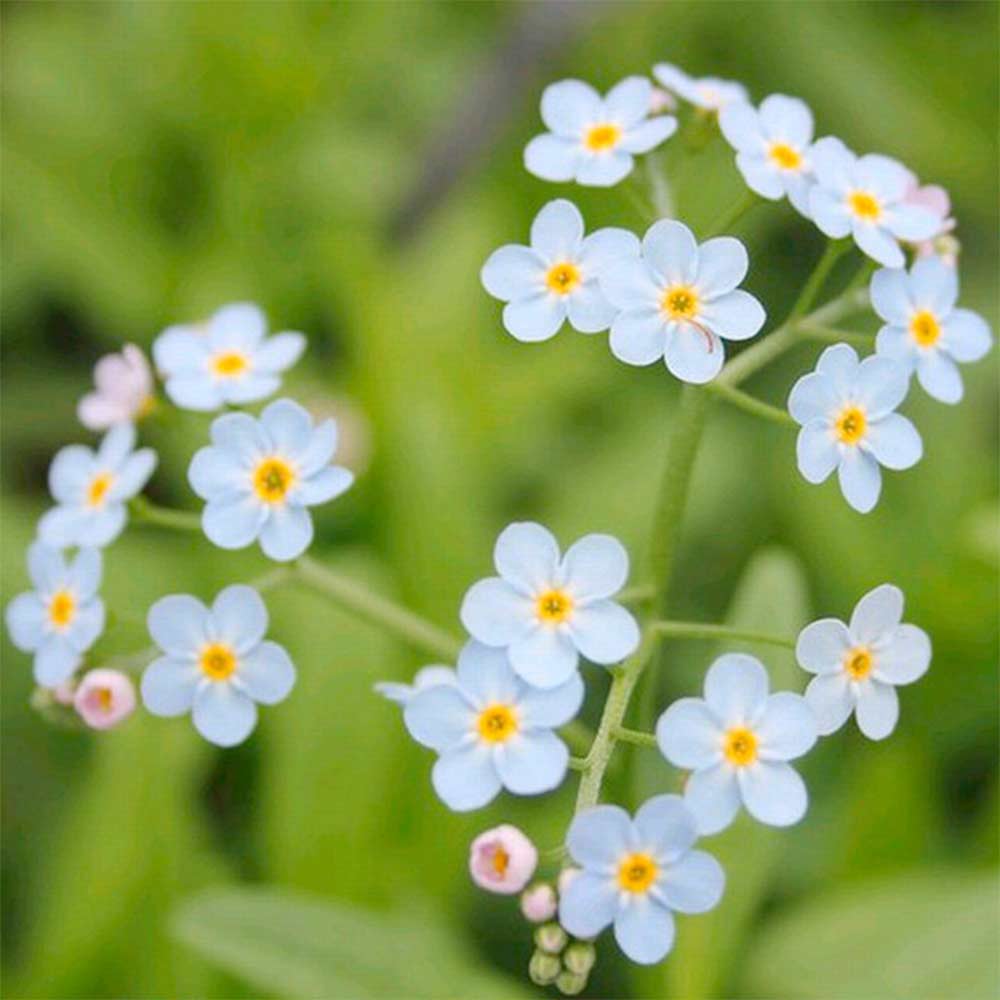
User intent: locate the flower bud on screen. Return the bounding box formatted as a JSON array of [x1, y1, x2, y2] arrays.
[[556, 970, 587, 996], [563, 941, 596, 976], [468, 824, 537, 894], [528, 950, 561, 986], [520, 882, 557, 923], [534, 921, 568, 954], [73, 669, 136, 730]]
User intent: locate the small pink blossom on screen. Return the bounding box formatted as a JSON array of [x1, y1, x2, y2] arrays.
[[78, 345, 155, 430], [649, 86, 677, 115], [468, 824, 537, 894], [902, 170, 956, 262], [73, 669, 136, 730], [51, 680, 76, 706], [520, 882, 558, 922]]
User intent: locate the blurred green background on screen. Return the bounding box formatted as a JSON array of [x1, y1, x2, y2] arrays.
[[2, 2, 997, 998]]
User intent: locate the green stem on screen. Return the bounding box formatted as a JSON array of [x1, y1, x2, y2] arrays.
[[294, 555, 462, 661], [800, 325, 875, 347], [130, 496, 201, 532], [705, 382, 796, 427], [613, 726, 659, 749], [706, 189, 758, 237], [650, 620, 796, 648], [786, 238, 852, 326]]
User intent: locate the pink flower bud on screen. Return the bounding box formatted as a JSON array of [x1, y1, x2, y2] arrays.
[[73, 669, 136, 730], [468, 824, 537, 894], [51, 680, 77, 706], [78, 344, 155, 430], [520, 882, 558, 922], [648, 86, 677, 115]]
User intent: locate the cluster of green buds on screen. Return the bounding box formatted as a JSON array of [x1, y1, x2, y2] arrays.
[[521, 874, 597, 995]]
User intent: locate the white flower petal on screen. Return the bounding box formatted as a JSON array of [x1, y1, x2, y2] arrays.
[[210, 303, 267, 349], [502, 294, 566, 343], [148, 594, 210, 656], [568, 599, 640, 665], [192, 683, 258, 747], [875, 324, 914, 366], [704, 653, 769, 724], [664, 325, 725, 384], [614, 899, 675, 965], [610, 309, 668, 366], [634, 793, 698, 860], [910, 256, 958, 314], [808, 188, 852, 238], [699, 289, 765, 342], [566, 282, 618, 333], [796, 618, 851, 675], [559, 872, 619, 939], [854, 680, 899, 740], [738, 761, 808, 826], [141, 656, 201, 716], [221, 372, 282, 405], [718, 102, 761, 151], [431, 743, 502, 811], [260, 398, 313, 455], [455, 641, 520, 706], [530, 199, 584, 259], [237, 640, 296, 705], [297, 419, 339, 477], [480, 245, 543, 302], [696, 237, 748, 296], [816, 342, 860, 393], [96, 423, 136, 468], [460, 577, 534, 646], [643, 220, 698, 285], [886, 204, 939, 242], [34, 637, 80, 686], [943, 309, 992, 362], [837, 448, 881, 513], [540, 79, 602, 136], [37, 505, 90, 549], [254, 332, 306, 373], [164, 373, 223, 411], [578, 226, 641, 271], [259, 504, 314, 562], [599, 258, 660, 310], [796, 421, 839, 484], [788, 372, 837, 425], [856, 355, 909, 417], [604, 76, 652, 128], [869, 267, 914, 324], [849, 584, 903, 643], [756, 692, 817, 761], [523, 134, 579, 183], [494, 522, 560, 592], [211, 585, 268, 653], [619, 115, 676, 154], [561, 533, 629, 600], [759, 94, 813, 145], [203, 496, 267, 550], [576, 151, 634, 187], [87, 505, 128, 547], [66, 599, 104, 651], [805, 672, 855, 735], [656, 697, 723, 770], [916, 351, 963, 404], [48, 445, 95, 503], [657, 849, 725, 914], [27, 542, 67, 593], [210, 412, 268, 463], [853, 222, 903, 268], [874, 624, 931, 685], [108, 449, 157, 502], [735, 152, 785, 200], [566, 804, 633, 868], [518, 672, 585, 729], [810, 135, 854, 191], [297, 466, 354, 506], [495, 730, 569, 795], [5, 593, 46, 651], [684, 763, 741, 835], [153, 327, 209, 374], [404, 684, 475, 751], [508, 626, 579, 689], [866, 414, 922, 470], [855, 154, 908, 201]]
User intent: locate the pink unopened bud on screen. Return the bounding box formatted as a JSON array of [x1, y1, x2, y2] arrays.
[[520, 882, 558, 922], [557, 866, 580, 895], [73, 669, 136, 730], [78, 344, 155, 430], [51, 680, 77, 706], [648, 86, 677, 115], [469, 824, 537, 894]]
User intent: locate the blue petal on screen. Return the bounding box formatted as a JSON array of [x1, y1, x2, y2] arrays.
[[404, 683, 474, 751], [48, 445, 94, 503], [297, 419, 340, 476], [455, 641, 520, 707], [559, 872, 619, 938], [530, 199, 584, 260], [108, 449, 157, 501], [261, 398, 313, 455], [5, 592, 46, 652], [518, 671, 584, 729], [254, 332, 306, 373], [258, 504, 313, 562], [494, 730, 569, 795], [481, 244, 543, 302], [236, 640, 296, 705], [296, 466, 353, 506], [656, 850, 725, 914], [141, 656, 201, 716], [147, 594, 210, 657], [202, 496, 267, 550], [96, 422, 136, 469], [614, 898, 675, 965], [210, 585, 268, 653], [192, 682, 258, 747], [166, 373, 225, 411], [566, 804, 633, 869], [27, 542, 67, 593], [188, 446, 248, 500], [210, 411, 268, 463], [34, 636, 80, 686], [67, 547, 102, 600], [633, 793, 699, 861], [431, 743, 502, 811]]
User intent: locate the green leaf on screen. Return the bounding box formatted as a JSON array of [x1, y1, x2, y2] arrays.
[[742, 870, 999, 998], [171, 887, 530, 999]]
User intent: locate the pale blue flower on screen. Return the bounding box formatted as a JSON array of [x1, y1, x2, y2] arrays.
[[600, 220, 766, 383], [141, 584, 296, 747], [559, 795, 724, 965], [797, 584, 931, 740], [375, 665, 456, 705], [460, 522, 639, 690], [5, 543, 105, 686], [718, 94, 816, 215], [788, 344, 922, 513], [189, 398, 353, 562], [807, 138, 939, 267], [38, 423, 157, 549], [403, 641, 583, 812], [656, 654, 817, 835], [481, 199, 639, 342], [524, 77, 677, 188], [652, 63, 747, 112], [153, 302, 305, 412], [871, 257, 993, 404]]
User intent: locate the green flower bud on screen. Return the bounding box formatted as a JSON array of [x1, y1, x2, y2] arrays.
[[529, 949, 562, 986], [563, 941, 596, 976], [556, 969, 587, 996], [534, 921, 568, 954]]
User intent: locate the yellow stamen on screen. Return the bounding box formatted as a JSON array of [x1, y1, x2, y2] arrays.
[[617, 852, 658, 894], [491, 847, 510, 876], [834, 405, 867, 445], [211, 351, 249, 378], [769, 142, 803, 171], [545, 261, 581, 296], [848, 191, 882, 222], [86, 472, 114, 508], [536, 589, 574, 625], [844, 646, 873, 680], [584, 123, 622, 152], [253, 457, 296, 504], [477, 704, 518, 744], [199, 642, 237, 681], [723, 726, 758, 766], [97, 687, 114, 712], [660, 285, 700, 321], [48, 590, 76, 630], [909, 310, 941, 347]]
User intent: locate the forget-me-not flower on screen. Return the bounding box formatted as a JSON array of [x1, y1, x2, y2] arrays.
[[375, 664, 457, 706], [788, 343, 922, 513], [141, 584, 296, 747], [460, 522, 639, 689], [189, 398, 354, 562], [153, 302, 305, 411], [524, 77, 677, 187], [718, 94, 816, 215], [871, 257, 992, 404], [38, 423, 157, 549], [807, 138, 939, 267], [559, 795, 725, 965], [403, 641, 583, 811], [480, 199, 638, 342], [652, 63, 747, 112], [5, 543, 105, 686], [797, 583, 930, 740], [600, 220, 766, 383], [656, 654, 817, 835]]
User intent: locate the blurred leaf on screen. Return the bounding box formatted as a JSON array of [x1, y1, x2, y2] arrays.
[[742, 870, 999, 999], [171, 887, 530, 999]]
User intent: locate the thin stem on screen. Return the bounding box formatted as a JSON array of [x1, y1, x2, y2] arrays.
[[786, 238, 851, 326], [294, 555, 462, 662], [706, 189, 758, 237], [130, 496, 201, 532], [613, 726, 659, 749], [705, 382, 796, 427], [800, 325, 875, 347], [568, 757, 588, 773], [644, 154, 674, 218], [649, 620, 796, 648]]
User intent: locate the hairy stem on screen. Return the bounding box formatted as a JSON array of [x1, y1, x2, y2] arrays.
[[786, 238, 852, 326], [705, 382, 797, 426], [613, 726, 659, 749]]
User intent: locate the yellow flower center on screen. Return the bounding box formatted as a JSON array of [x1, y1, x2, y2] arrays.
[[848, 191, 882, 222], [909, 309, 941, 347], [86, 472, 115, 508], [769, 142, 803, 171], [536, 589, 574, 624], [477, 704, 518, 744], [211, 351, 249, 378], [844, 646, 873, 680], [723, 726, 758, 766], [491, 847, 510, 876], [545, 261, 582, 296], [617, 852, 659, 894], [199, 642, 238, 681], [96, 687, 114, 712], [584, 123, 622, 152], [661, 285, 700, 321], [834, 405, 867, 445], [48, 590, 76, 630], [253, 457, 296, 504]]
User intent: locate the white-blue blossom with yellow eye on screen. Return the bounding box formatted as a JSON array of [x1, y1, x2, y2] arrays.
[[559, 795, 724, 965], [189, 398, 353, 562], [141, 585, 296, 747], [481, 199, 639, 343], [375, 665, 456, 706], [403, 641, 583, 812], [656, 654, 817, 835], [460, 522, 639, 690], [38, 423, 157, 549], [652, 63, 747, 112], [600, 220, 765, 383], [718, 94, 816, 215], [524, 78, 677, 188], [797, 584, 930, 741], [807, 138, 939, 267], [153, 302, 305, 412], [5, 543, 105, 686], [788, 344, 922, 514], [871, 257, 993, 404]]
